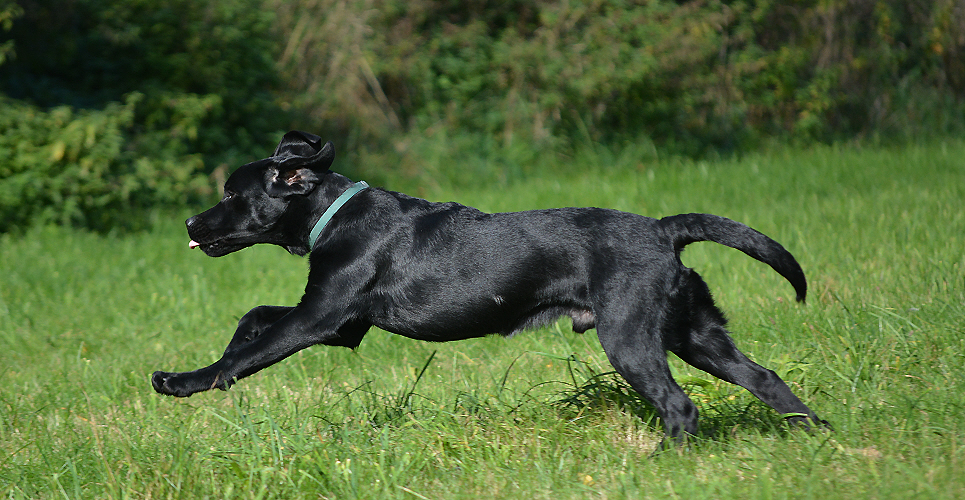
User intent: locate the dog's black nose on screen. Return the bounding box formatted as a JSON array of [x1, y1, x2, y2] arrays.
[[186, 216, 198, 228]]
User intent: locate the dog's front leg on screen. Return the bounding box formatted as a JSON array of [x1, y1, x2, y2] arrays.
[[152, 303, 364, 397], [224, 305, 294, 353]]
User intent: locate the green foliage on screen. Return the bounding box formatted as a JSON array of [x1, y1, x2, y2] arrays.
[[0, 1, 20, 66], [0, 93, 210, 232], [0, 0, 286, 232], [4, 0, 283, 162], [275, 0, 965, 155]]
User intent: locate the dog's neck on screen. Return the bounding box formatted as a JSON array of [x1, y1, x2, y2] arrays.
[[292, 175, 368, 255], [308, 180, 369, 250]]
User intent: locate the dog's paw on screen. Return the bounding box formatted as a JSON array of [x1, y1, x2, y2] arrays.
[[152, 369, 234, 397], [785, 413, 833, 433], [152, 371, 193, 397]]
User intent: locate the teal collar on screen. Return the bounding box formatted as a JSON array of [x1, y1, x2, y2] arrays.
[[308, 181, 369, 250]]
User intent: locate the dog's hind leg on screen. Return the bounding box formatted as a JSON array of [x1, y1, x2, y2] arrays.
[[669, 279, 828, 429], [671, 322, 828, 429], [596, 317, 699, 448], [671, 324, 828, 429]]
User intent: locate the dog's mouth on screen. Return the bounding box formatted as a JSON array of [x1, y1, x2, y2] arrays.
[[188, 238, 220, 255], [187, 237, 247, 257], [186, 215, 265, 257], [186, 217, 245, 256]]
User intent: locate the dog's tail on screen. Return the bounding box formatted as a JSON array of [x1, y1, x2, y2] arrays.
[[659, 213, 807, 302]]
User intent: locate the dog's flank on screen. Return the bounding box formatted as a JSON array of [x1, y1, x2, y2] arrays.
[[153, 130, 828, 448]]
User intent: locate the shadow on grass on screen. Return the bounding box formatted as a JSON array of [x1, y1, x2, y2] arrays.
[[551, 354, 799, 445], [306, 350, 801, 452]]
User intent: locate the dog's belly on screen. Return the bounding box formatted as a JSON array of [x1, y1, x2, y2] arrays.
[[371, 295, 595, 342]]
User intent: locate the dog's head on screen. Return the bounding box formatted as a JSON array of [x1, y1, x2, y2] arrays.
[[186, 131, 337, 257]]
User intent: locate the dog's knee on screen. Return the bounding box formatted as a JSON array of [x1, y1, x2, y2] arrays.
[[240, 305, 290, 328], [227, 306, 291, 351]]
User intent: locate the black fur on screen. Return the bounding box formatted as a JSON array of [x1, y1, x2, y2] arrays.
[[152, 131, 827, 447]]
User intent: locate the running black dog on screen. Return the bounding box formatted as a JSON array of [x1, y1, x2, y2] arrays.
[[152, 131, 827, 446]]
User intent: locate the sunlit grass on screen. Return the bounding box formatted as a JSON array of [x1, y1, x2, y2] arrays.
[[1, 140, 963, 498]]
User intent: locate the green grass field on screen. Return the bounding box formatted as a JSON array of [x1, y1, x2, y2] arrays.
[[2, 141, 963, 499]]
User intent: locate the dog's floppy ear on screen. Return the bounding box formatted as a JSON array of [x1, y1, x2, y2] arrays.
[[266, 131, 336, 198], [265, 166, 322, 198], [273, 131, 322, 157], [272, 131, 336, 171]]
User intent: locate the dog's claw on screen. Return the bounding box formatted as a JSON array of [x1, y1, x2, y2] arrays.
[[151, 371, 171, 394], [152, 371, 175, 395]]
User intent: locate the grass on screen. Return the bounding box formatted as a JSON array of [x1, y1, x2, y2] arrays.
[[1, 139, 964, 498]]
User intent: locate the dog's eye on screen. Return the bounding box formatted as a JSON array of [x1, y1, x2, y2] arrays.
[[222, 191, 236, 201]]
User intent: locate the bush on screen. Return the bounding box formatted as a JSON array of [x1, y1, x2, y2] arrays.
[[272, 0, 965, 156], [0, 93, 210, 232], [0, 0, 284, 232], [2, 0, 286, 167]]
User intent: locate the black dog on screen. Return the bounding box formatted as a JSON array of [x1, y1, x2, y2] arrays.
[[152, 131, 827, 446]]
